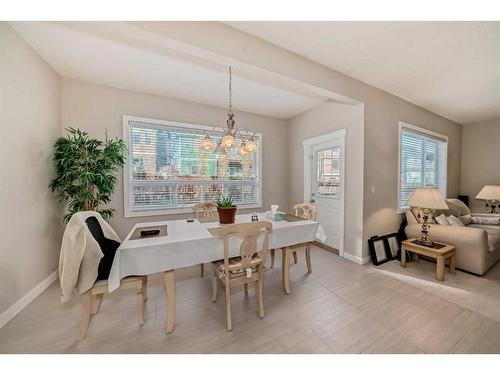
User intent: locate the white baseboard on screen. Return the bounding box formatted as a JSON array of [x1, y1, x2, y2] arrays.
[[343, 252, 371, 265], [0, 270, 58, 329]]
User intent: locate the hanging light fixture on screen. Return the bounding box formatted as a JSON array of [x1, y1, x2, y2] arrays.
[[221, 66, 236, 149], [237, 140, 248, 155], [199, 134, 214, 150], [244, 136, 257, 152], [198, 66, 258, 154]]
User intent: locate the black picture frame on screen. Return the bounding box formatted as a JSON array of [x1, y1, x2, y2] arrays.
[[368, 236, 390, 266], [384, 233, 400, 260], [368, 232, 401, 266]]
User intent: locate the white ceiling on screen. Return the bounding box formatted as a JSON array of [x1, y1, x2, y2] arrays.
[[10, 22, 329, 119], [226, 21, 500, 125]]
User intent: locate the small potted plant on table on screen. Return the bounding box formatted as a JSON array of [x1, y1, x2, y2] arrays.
[[217, 195, 237, 224]]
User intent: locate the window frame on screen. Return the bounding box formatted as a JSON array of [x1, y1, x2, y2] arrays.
[[397, 121, 448, 213], [123, 115, 263, 218]]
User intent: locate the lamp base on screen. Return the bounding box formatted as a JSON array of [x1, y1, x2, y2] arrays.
[[416, 208, 435, 248]]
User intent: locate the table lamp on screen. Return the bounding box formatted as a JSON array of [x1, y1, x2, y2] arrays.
[[407, 187, 448, 246], [475, 185, 500, 214]]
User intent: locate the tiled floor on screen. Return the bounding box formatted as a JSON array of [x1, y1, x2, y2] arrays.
[[1, 247, 499, 353]]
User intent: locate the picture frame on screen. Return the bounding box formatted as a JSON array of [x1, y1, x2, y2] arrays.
[[385, 233, 400, 259], [368, 236, 389, 266], [368, 232, 401, 266]]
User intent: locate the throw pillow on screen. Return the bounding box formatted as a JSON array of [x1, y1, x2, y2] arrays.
[[471, 216, 500, 225], [447, 215, 465, 226], [435, 213, 450, 225]]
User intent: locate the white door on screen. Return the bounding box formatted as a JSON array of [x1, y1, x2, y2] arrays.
[[304, 131, 345, 254]]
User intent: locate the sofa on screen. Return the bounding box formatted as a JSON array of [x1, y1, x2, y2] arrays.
[[405, 199, 500, 275]]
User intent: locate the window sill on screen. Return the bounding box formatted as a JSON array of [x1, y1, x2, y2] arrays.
[[124, 203, 263, 218]]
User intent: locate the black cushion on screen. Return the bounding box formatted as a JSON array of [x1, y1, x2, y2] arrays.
[[85, 216, 120, 281]]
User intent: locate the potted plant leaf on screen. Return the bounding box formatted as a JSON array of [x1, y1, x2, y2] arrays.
[[49, 127, 126, 222], [216, 195, 237, 224]]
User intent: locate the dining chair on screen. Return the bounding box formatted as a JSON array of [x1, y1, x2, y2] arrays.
[[79, 276, 147, 340], [193, 201, 218, 277], [270, 203, 317, 271], [68, 213, 148, 340], [211, 221, 272, 331]]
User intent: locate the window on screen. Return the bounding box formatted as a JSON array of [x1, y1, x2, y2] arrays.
[[123, 116, 262, 217], [398, 122, 447, 211], [316, 146, 341, 198]]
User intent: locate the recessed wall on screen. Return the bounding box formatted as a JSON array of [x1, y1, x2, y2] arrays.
[[61, 78, 289, 238], [286, 101, 365, 261]]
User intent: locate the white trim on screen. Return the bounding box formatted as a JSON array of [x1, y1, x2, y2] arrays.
[[0, 270, 58, 328], [397, 121, 448, 214], [123, 115, 263, 218], [343, 252, 371, 265], [303, 129, 346, 257]]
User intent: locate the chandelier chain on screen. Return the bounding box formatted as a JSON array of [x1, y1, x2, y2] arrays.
[[229, 66, 232, 112]]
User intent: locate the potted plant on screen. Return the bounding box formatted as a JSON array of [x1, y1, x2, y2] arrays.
[[217, 195, 237, 224], [49, 127, 126, 222]]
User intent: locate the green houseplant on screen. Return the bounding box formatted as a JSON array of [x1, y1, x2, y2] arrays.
[[216, 195, 237, 224], [49, 127, 126, 222]]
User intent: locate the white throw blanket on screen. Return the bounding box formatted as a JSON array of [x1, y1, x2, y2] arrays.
[[58, 211, 120, 302]]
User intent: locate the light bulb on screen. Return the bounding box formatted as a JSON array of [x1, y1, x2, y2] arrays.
[[199, 135, 214, 150], [221, 133, 236, 148], [238, 142, 248, 155], [245, 138, 257, 152]]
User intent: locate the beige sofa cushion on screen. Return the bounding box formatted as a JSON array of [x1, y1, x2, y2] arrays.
[[406, 198, 470, 225], [435, 198, 471, 217], [469, 224, 500, 252]]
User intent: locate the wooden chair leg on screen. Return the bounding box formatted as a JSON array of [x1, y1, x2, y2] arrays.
[[224, 279, 232, 331], [91, 293, 103, 314], [142, 276, 148, 301], [211, 274, 218, 302], [305, 244, 312, 273], [79, 291, 92, 340], [270, 249, 275, 268], [200, 264, 205, 277], [293, 251, 298, 264], [136, 288, 145, 325], [256, 274, 264, 319], [244, 283, 249, 296]]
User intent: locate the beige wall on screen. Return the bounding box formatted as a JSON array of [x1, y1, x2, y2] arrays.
[[61, 78, 289, 238], [362, 93, 463, 257], [287, 102, 365, 260], [0, 23, 62, 315], [460, 119, 500, 213]]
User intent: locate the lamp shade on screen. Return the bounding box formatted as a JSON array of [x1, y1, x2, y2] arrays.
[[221, 133, 236, 148], [407, 188, 448, 209], [475, 185, 500, 200]]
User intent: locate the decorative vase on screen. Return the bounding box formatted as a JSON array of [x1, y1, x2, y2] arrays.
[[217, 206, 237, 224]]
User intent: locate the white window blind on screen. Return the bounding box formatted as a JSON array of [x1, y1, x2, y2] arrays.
[[124, 117, 261, 216], [399, 125, 447, 210]]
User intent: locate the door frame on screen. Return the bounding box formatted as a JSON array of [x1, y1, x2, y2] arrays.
[[302, 129, 346, 256]]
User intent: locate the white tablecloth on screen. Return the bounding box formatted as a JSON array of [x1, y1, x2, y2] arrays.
[[108, 213, 323, 292]]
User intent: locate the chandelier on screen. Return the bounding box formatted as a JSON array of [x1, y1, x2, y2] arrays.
[[199, 66, 258, 155]]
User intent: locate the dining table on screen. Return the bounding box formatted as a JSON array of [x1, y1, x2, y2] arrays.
[[108, 212, 324, 333]]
